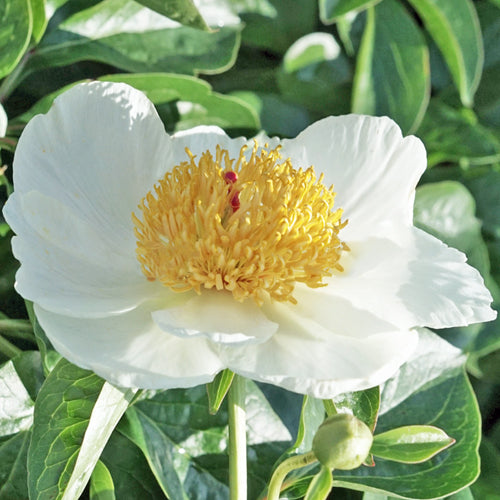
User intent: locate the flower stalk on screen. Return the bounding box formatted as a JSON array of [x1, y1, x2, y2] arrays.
[[267, 451, 318, 500], [228, 374, 247, 500]]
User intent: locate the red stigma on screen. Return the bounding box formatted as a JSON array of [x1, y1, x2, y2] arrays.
[[231, 192, 240, 212], [224, 171, 238, 184], [224, 171, 240, 212]]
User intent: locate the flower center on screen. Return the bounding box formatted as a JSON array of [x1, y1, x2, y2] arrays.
[[132, 143, 348, 305]]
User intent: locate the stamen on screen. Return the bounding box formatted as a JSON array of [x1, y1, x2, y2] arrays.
[[133, 143, 348, 305]]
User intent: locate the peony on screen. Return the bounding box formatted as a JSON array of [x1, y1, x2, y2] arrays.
[[3, 82, 495, 398]]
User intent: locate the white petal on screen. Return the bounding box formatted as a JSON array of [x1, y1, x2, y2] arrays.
[[17, 191, 135, 270], [170, 126, 281, 165], [152, 291, 278, 345], [280, 115, 426, 242], [291, 283, 402, 338], [325, 228, 496, 329], [5, 192, 163, 317], [224, 299, 418, 398], [171, 125, 248, 160], [35, 304, 224, 389], [9, 81, 171, 256], [0, 103, 7, 138], [399, 228, 496, 327]]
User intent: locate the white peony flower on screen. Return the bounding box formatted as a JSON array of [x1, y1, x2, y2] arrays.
[[3, 82, 496, 398]]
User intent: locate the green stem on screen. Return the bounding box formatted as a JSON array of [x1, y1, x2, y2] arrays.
[[0, 319, 34, 340], [0, 334, 22, 358], [0, 50, 31, 103], [0, 137, 18, 152], [323, 399, 338, 416], [228, 374, 247, 500], [267, 451, 318, 500]]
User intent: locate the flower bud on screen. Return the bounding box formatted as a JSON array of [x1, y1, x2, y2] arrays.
[[312, 414, 373, 470]]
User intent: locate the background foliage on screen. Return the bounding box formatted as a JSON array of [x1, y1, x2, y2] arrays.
[[0, 0, 499, 499]]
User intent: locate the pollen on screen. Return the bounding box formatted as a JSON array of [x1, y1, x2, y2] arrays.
[[132, 143, 348, 305]]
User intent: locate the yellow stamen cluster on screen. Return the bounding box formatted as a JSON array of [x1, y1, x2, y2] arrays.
[[132, 143, 348, 305]]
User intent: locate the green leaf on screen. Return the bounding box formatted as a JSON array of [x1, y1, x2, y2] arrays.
[[470, 347, 500, 382], [474, 2, 500, 129], [277, 32, 352, 115], [0, 0, 32, 80], [120, 390, 227, 500], [0, 431, 30, 500], [487, 238, 500, 288], [100, 432, 165, 499], [44, 0, 70, 14], [282, 32, 345, 73], [12, 350, 45, 401], [466, 309, 500, 365], [361, 494, 393, 500], [362, 494, 396, 500], [304, 465, 333, 500], [90, 460, 115, 500], [414, 181, 490, 279], [229, 91, 311, 138], [14, 81, 83, 124], [446, 488, 475, 500], [362, 493, 475, 500], [371, 425, 455, 463], [319, 0, 381, 23], [407, 0, 483, 107], [0, 359, 34, 437], [100, 73, 259, 132], [429, 171, 500, 362], [120, 382, 291, 500], [26, 0, 240, 76], [293, 396, 325, 453], [207, 369, 234, 414], [333, 386, 380, 432], [413, 180, 498, 357], [417, 100, 500, 168], [25, 301, 61, 374], [241, 0, 317, 54], [331, 330, 482, 498], [28, 358, 135, 500], [475, 65, 500, 128], [335, 14, 356, 56], [240, 383, 292, 494], [0, 222, 11, 238], [0, 232, 16, 303], [16, 73, 259, 136], [470, 437, 500, 498], [29, 0, 47, 42], [134, 0, 209, 30], [352, 0, 430, 134], [478, 0, 500, 70], [62, 383, 136, 499], [464, 170, 500, 240]]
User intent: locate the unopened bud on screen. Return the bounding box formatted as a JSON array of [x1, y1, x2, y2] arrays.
[[312, 414, 373, 470]]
